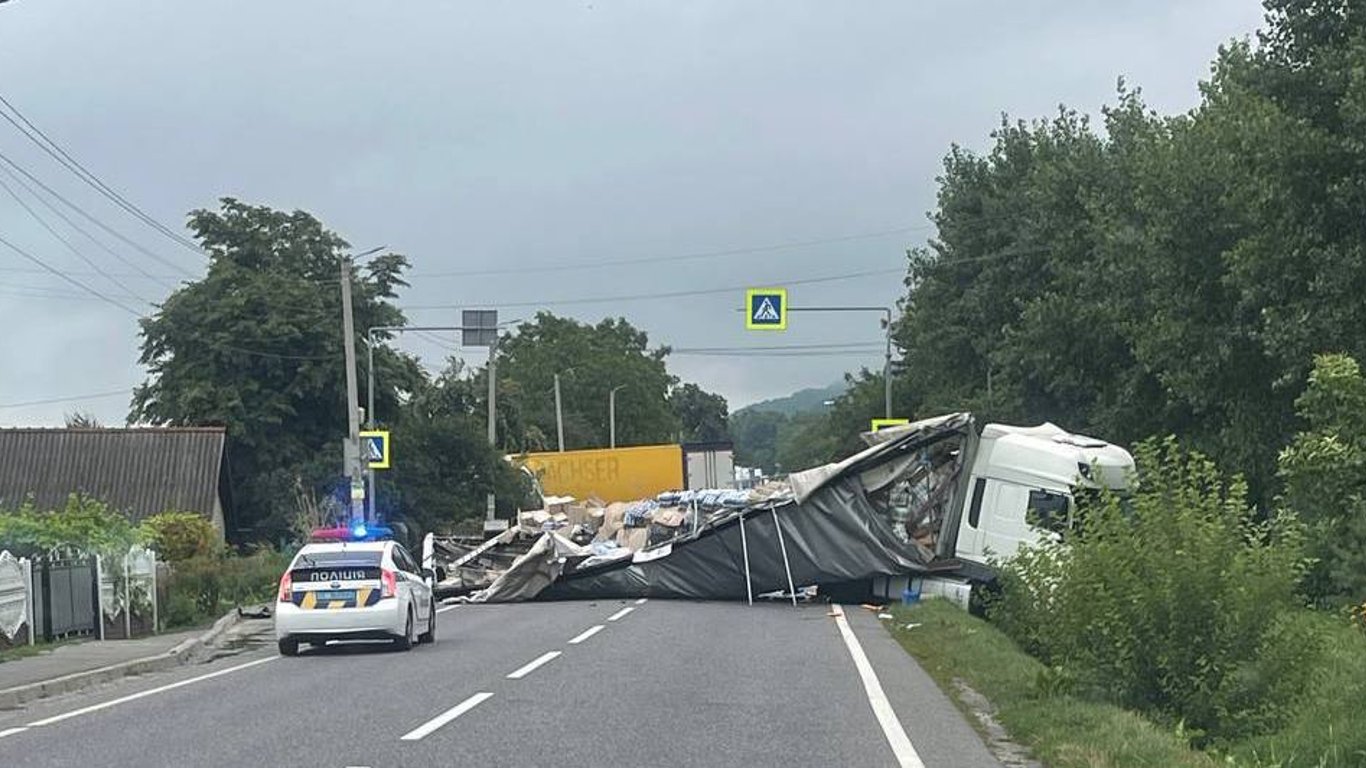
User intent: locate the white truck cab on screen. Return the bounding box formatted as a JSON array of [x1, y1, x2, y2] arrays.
[[951, 422, 1135, 566]]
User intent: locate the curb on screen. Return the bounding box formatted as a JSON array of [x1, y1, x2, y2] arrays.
[[0, 610, 246, 711]]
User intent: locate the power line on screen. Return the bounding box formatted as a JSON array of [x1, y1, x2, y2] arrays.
[[0, 149, 196, 279], [0, 161, 172, 288], [408, 224, 929, 278], [0, 170, 149, 304], [0, 232, 144, 316], [0, 389, 131, 410], [0, 92, 206, 256], [401, 266, 906, 312]]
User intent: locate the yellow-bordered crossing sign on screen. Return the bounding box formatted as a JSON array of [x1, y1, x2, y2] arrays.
[[870, 418, 910, 432], [360, 430, 391, 469], [745, 288, 787, 330]]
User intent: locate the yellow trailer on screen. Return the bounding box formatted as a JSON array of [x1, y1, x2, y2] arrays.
[[515, 444, 684, 503]]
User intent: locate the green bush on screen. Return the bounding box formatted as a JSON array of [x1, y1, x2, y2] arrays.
[[0, 494, 145, 559], [1227, 610, 1366, 768], [140, 511, 220, 562], [990, 437, 1315, 745], [161, 549, 290, 628], [1278, 353, 1366, 606]]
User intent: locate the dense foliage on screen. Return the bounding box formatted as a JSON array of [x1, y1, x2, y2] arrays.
[[1277, 354, 1366, 606], [889, 1, 1366, 506], [990, 439, 1315, 745], [0, 495, 145, 559]]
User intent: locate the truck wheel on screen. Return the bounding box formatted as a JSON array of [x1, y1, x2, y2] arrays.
[[277, 638, 299, 657]]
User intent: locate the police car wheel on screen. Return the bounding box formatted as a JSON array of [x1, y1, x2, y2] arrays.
[[393, 609, 415, 651], [418, 605, 436, 644], [277, 638, 299, 657]]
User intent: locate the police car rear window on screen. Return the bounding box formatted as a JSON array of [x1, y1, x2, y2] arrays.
[[293, 551, 383, 567]]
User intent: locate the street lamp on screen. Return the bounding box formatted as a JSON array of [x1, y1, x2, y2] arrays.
[[609, 385, 627, 449]]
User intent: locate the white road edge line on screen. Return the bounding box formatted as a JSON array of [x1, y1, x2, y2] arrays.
[[27, 656, 278, 728], [606, 606, 634, 622], [831, 605, 927, 768], [399, 692, 493, 742], [568, 625, 605, 645], [506, 651, 560, 680], [634, 598, 648, 605], [436, 605, 458, 614], [0, 727, 29, 739]]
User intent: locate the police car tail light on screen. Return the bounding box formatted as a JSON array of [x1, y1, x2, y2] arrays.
[[278, 571, 293, 602], [381, 568, 398, 598]]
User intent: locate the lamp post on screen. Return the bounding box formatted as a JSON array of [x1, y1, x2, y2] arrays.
[[609, 385, 627, 449]]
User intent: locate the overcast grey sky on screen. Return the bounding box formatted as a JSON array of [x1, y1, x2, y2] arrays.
[[0, 1, 1266, 426]]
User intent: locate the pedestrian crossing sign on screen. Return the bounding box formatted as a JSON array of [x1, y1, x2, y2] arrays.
[[745, 288, 787, 330], [871, 418, 910, 432], [360, 430, 390, 470]]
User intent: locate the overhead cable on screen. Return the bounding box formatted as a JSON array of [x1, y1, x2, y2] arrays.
[[0, 92, 206, 256]]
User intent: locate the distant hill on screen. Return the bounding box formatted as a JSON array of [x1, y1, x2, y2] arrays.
[[735, 383, 847, 417]]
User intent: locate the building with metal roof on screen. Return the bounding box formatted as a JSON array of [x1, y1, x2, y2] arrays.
[[0, 427, 231, 538]]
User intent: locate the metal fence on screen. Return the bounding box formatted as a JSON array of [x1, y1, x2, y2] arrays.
[[32, 555, 100, 641], [0, 550, 33, 647], [0, 547, 162, 646]]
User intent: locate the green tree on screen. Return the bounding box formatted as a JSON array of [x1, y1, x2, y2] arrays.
[[1279, 354, 1366, 605], [131, 199, 424, 542], [382, 359, 534, 534], [493, 313, 679, 451], [729, 408, 787, 473], [669, 382, 729, 443]]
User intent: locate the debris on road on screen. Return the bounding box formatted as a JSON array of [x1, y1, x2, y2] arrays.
[[424, 416, 996, 604]]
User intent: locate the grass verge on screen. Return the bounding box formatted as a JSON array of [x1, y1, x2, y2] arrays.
[[886, 599, 1214, 768]]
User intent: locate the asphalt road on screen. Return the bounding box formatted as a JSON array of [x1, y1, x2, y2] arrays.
[[0, 600, 1001, 768]]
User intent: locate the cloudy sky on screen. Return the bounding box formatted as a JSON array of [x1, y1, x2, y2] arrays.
[[0, 1, 1266, 426]]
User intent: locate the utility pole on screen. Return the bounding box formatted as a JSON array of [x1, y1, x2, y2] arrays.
[[486, 338, 497, 522], [554, 373, 566, 452], [609, 385, 626, 449], [365, 315, 509, 532], [882, 308, 893, 420], [340, 256, 364, 527]]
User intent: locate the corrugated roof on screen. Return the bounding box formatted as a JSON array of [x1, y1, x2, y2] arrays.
[[0, 427, 227, 522]]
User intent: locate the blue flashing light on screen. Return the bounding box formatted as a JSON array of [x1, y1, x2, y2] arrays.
[[308, 524, 394, 543]]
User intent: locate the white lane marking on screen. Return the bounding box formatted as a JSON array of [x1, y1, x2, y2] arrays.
[[506, 651, 560, 680], [0, 727, 28, 739], [568, 625, 605, 645], [830, 605, 926, 768], [634, 598, 648, 605], [28, 656, 277, 728], [399, 692, 493, 741], [436, 605, 457, 614], [606, 606, 634, 622]]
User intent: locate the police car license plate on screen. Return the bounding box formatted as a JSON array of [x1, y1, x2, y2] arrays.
[[313, 590, 355, 602]]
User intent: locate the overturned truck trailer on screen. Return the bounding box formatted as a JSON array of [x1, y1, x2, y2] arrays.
[[445, 413, 977, 603]]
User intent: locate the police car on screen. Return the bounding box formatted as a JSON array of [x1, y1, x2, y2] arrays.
[[274, 525, 437, 656]]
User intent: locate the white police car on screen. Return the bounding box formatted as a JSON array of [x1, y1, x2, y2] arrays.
[[274, 525, 437, 656]]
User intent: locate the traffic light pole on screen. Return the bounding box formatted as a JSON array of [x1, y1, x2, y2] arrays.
[[786, 306, 895, 418], [365, 321, 512, 527]]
